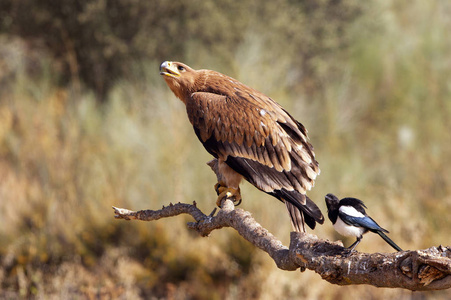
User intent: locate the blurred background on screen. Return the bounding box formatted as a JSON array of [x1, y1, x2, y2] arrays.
[[0, 0, 450, 298]]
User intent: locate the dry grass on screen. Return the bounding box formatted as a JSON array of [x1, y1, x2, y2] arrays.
[[1, 0, 451, 299]]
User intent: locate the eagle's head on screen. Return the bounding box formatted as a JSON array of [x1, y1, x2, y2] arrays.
[[160, 61, 197, 103]]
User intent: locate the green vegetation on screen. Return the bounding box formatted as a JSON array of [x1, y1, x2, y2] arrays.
[[0, 0, 450, 298]]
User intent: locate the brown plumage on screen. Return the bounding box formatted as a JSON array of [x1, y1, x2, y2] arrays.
[[159, 61, 324, 231]]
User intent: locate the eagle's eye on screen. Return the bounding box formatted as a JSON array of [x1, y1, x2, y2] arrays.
[[177, 65, 185, 71]]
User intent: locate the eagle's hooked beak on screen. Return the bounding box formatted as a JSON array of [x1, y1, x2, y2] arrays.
[[160, 61, 181, 78]]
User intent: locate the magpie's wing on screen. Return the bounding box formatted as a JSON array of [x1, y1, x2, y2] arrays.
[[338, 212, 388, 233]]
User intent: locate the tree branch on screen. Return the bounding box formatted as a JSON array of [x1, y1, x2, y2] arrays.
[[113, 199, 296, 271], [113, 159, 451, 290], [113, 200, 451, 291]]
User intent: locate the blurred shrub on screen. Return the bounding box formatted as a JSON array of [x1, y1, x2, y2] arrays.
[[0, 0, 372, 100]]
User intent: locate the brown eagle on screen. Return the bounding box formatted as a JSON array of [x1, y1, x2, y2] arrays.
[[159, 61, 323, 232]]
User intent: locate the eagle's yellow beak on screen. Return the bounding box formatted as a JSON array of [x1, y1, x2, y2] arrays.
[[159, 61, 181, 78]]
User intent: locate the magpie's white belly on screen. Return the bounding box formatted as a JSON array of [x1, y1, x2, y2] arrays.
[[334, 217, 365, 238]]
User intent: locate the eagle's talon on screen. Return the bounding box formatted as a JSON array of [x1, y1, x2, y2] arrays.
[[214, 181, 227, 195], [214, 183, 221, 195], [215, 187, 242, 207]]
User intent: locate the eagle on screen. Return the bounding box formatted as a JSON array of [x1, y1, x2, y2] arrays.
[[159, 61, 324, 232]]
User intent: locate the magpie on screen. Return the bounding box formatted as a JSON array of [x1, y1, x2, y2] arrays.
[[325, 193, 403, 252]]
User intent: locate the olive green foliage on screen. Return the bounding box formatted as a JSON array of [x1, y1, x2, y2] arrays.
[[0, 0, 451, 299], [1, 0, 367, 100]]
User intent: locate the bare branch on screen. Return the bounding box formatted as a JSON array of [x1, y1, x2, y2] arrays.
[[114, 199, 296, 270], [113, 200, 451, 291], [113, 158, 451, 290]]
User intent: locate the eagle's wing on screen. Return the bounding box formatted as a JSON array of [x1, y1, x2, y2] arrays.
[[187, 90, 323, 227]]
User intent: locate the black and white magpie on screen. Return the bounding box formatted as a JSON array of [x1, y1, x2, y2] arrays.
[[325, 193, 403, 252]]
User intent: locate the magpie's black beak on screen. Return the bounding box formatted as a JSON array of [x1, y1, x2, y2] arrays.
[[325, 193, 339, 209]]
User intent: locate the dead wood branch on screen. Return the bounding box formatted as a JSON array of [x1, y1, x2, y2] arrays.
[[113, 199, 451, 291], [113, 158, 451, 290]]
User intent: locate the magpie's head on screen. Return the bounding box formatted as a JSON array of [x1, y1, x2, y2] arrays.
[[325, 193, 340, 223], [325, 193, 340, 211]]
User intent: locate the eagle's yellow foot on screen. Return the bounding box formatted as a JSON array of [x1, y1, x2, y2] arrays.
[[214, 182, 242, 207], [214, 182, 226, 195]]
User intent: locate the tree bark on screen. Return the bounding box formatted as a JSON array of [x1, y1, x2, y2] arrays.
[[113, 199, 451, 291], [113, 159, 451, 290]]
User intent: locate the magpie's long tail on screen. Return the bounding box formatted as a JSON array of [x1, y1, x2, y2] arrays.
[[376, 231, 403, 251]]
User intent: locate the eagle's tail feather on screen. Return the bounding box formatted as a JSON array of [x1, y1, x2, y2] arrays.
[[278, 189, 324, 231], [285, 201, 305, 232]]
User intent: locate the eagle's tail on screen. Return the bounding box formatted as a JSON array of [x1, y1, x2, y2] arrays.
[[285, 201, 306, 232], [278, 189, 324, 232]]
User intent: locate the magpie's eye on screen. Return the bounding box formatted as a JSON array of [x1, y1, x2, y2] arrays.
[[177, 65, 185, 71]]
